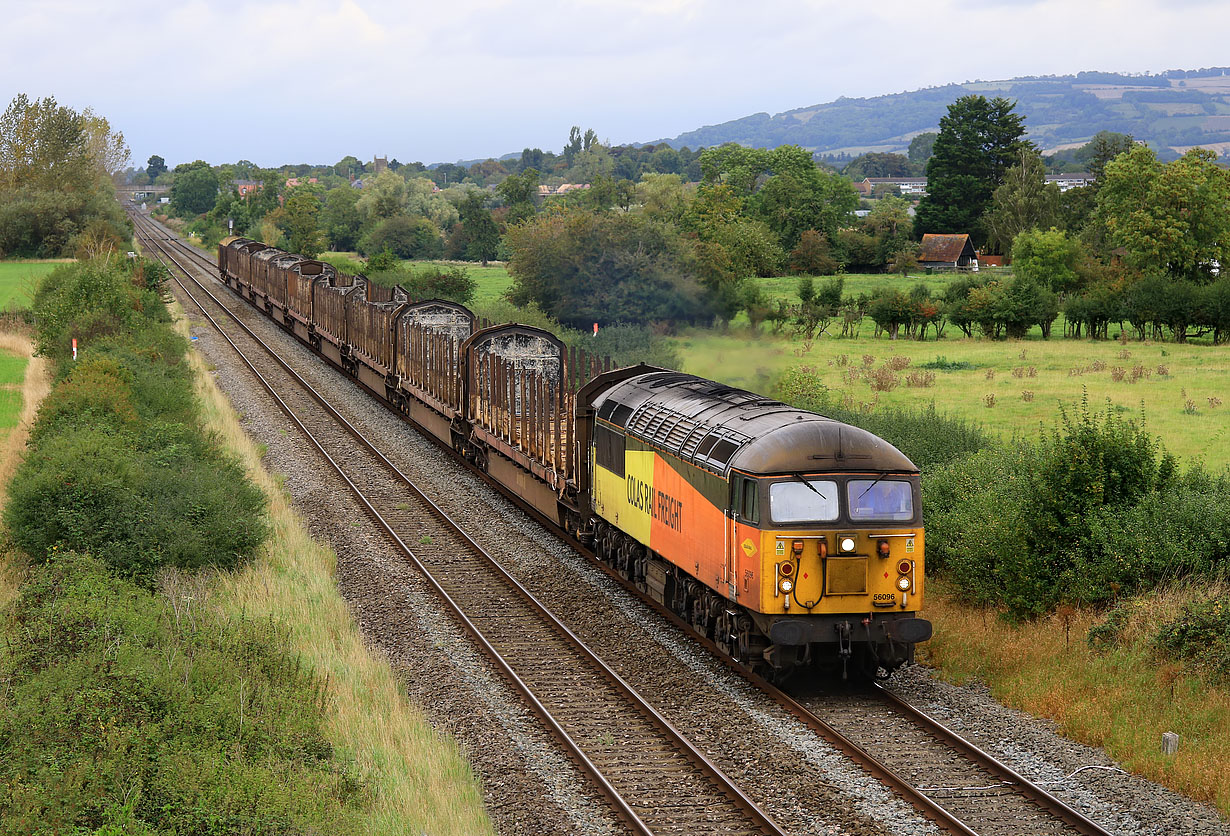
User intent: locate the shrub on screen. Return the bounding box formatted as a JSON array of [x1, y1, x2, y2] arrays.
[[1154, 596, 1230, 682], [32, 257, 168, 369], [0, 553, 367, 835], [920, 355, 975, 371], [5, 423, 267, 579], [359, 215, 443, 260], [923, 395, 1230, 619]]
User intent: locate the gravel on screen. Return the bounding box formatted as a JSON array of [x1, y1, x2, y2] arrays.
[[172, 260, 1230, 836], [885, 667, 1229, 835]]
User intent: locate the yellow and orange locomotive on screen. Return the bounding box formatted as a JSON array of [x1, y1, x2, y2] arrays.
[[587, 371, 930, 677]]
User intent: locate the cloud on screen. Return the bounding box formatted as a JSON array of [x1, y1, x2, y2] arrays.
[[4, 0, 1230, 166]]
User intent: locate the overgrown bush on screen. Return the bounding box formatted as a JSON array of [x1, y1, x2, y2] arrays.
[[0, 553, 367, 835], [7, 258, 267, 581], [925, 395, 1230, 619], [6, 423, 266, 579], [1154, 596, 1230, 682], [31, 256, 169, 371], [366, 262, 477, 306]]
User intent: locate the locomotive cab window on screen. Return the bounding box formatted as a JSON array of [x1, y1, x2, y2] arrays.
[[769, 479, 838, 523], [847, 479, 914, 522], [594, 423, 625, 477], [735, 477, 759, 523]]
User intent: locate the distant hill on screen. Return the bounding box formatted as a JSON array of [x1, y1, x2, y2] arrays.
[[647, 69, 1230, 162]]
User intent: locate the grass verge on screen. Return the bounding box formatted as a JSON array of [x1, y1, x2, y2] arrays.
[[920, 585, 1230, 818], [172, 304, 494, 836]]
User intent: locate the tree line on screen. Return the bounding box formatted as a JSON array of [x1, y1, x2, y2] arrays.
[[131, 97, 1230, 344]]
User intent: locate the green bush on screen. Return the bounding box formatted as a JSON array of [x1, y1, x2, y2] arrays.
[[925, 395, 1229, 619], [1154, 596, 1230, 682], [0, 553, 367, 836], [5, 423, 266, 579]]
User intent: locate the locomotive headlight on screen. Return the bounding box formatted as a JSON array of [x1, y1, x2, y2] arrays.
[[895, 575, 912, 592], [779, 579, 793, 593], [839, 536, 856, 553]]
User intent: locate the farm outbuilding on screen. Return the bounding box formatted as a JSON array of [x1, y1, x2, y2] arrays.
[[919, 234, 978, 271]]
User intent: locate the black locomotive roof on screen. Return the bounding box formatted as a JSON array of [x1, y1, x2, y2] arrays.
[[592, 370, 916, 477]]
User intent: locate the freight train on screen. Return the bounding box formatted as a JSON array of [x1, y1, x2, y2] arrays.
[[218, 237, 932, 678]]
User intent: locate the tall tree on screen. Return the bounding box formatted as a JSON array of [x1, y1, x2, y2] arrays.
[[0, 94, 129, 256], [914, 95, 1030, 243], [982, 148, 1060, 254], [278, 190, 323, 257], [1084, 131, 1135, 183], [146, 154, 167, 181], [356, 169, 407, 221], [169, 160, 219, 216], [908, 132, 937, 165], [497, 168, 540, 225], [1094, 146, 1230, 284], [320, 186, 363, 251], [842, 152, 914, 180], [458, 192, 499, 266]]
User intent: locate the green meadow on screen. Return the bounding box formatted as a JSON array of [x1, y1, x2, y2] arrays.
[[319, 253, 514, 306], [0, 261, 64, 310], [0, 350, 26, 433], [674, 327, 1229, 470]]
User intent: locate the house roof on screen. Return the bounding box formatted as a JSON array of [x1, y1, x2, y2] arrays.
[[919, 233, 974, 263]]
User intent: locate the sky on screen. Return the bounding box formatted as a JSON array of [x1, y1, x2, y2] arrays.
[[5, 0, 1230, 171]]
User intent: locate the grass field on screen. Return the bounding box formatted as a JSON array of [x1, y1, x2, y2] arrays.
[[0, 350, 29, 437], [675, 327, 1229, 469], [0, 261, 67, 310], [753, 269, 971, 305]]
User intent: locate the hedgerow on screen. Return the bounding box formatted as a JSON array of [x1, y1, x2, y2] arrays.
[[0, 256, 375, 834], [6, 256, 266, 579], [0, 553, 367, 835]]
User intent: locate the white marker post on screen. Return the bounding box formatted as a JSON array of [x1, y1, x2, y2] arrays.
[[72, 338, 77, 361]]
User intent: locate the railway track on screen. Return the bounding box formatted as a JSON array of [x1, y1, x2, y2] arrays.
[[130, 212, 787, 836], [792, 683, 1115, 836], [131, 212, 1121, 836]]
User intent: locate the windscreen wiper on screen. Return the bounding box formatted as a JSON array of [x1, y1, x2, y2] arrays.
[[857, 472, 889, 500], [793, 472, 827, 500]]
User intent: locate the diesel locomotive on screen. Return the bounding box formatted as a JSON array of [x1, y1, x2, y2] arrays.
[[218, 236, 932, 677]]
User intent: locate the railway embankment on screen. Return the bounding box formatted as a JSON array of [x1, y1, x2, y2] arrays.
[[0, 255, 491, 835]]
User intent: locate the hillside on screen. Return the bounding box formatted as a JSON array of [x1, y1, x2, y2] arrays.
[[651, 69, 1230, 161]]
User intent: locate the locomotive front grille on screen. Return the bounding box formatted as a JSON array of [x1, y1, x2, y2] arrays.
[[826, 556, 868, 595]]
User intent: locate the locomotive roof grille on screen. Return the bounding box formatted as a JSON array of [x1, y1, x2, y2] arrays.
[[594, 369, 918, 475]]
